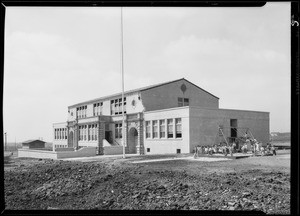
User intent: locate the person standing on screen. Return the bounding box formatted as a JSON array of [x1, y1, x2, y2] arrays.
[[232, 141, 236, 153], [271, 144, 276, 156], [194, 146, 198, 158]]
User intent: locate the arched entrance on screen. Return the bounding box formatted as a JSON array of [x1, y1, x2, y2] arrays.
[[68, 131, 73, 147], [128, 127, 138, 154]]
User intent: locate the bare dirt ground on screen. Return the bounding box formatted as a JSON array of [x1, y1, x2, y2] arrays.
[[4, 150, 290, 214]]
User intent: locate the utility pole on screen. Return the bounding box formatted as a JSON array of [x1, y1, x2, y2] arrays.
[[121, 7, 126, 159]]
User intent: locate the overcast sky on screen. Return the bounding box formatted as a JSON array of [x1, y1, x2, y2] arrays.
[[3, 3, 290, 143]]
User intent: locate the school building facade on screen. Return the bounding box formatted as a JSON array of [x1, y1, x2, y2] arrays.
[[53, 78, 269, 155]]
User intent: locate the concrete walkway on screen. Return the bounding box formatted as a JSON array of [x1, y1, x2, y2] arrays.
[[131, 156, 232, 164], [59, 154, 140, 162]]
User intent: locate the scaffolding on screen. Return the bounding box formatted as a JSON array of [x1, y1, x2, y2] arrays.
[[213, 126, 256, 146]]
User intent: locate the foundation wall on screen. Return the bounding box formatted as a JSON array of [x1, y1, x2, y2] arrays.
[[103, 146, 124, 155], [18, 147, 97, 159]]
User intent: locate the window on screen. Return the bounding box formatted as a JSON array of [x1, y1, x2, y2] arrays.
[[84, 125, 87, 141], [88, 125, 91, 140], [159, 120, 165, 138], [91, 125, 93, 140], [147, 148, 150, 152], [111, 97, 127, 115], [65, 128, 67, 139], [178, 98, 183, 107], [146, 121, 151, 138], [95, 124, 98, 141], [115, 123, 122, 139], [177, 149, 181, 154], [77, 106, 87, 118], [79, 126, 81, 141], [54, 129, 56, 140], [178, 97, 189, 107], [152, 120, 158, 138], [175, 118, 182, 138], [111, 100, 115, 115], [167, 119, 174, 138]]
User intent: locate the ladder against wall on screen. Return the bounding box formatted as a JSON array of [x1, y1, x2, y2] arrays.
[[213, 126, 256, 147]]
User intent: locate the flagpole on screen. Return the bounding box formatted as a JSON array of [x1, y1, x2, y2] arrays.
[[121, 7, 126, 159]]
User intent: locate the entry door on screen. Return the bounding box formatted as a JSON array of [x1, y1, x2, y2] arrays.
[[105, 131, 113, 144], [230, 119, 238, 138]]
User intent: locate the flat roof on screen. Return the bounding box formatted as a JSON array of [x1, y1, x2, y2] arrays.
[[68, 78, 219, 109], [189, 106, 269, 114], [22, 139, 46, 144]]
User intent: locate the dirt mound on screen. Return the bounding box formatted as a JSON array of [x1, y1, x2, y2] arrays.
[[4, 157, 290, 213]]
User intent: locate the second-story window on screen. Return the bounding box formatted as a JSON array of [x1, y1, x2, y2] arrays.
[[111, 97, 127, 115], [93, 102, 103, 116], [178, 97, 189, 107], [77, 106, 87, 118]]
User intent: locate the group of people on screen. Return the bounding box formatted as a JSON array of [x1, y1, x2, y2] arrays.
[[193, 136, 277, 158], [193, 142, 235, 158], [240, 138, 276, 156]]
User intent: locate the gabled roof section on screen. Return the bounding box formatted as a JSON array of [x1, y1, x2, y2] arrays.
[[68, 78, 219, 108]]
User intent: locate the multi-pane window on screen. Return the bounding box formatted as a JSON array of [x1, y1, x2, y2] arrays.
[[88, 125, 91, 140], [77, 105, 87, 118], [178, 97, 189, 107], [184, 98, 189, 106], [115, 123, 122, 139], [152, 120, 158, 138], [92, 125, 95, 140], [95, 124, 98, 140], [146, 121, 151, 138], [78, 124, 97, 141], [93, 102, 103, 116], [83, 125, 87, 140], [79, 126, 81, 141], [178, 98, 183, 107], [111, 97, 127, 115], [54, 128, 68, 140], [159, 120, 165, 138], [167, 119, 174, 138], [175, 118, 182, 138]]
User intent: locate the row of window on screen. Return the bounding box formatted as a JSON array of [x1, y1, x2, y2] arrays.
[[55, 145, 66, 148], [54, 128, 67, 140], [77, 106, 87, 119], [111, 97, 127, 115], [93, 102, 103, 116], [145, 118, 182, 139], [74, 96, 189, 119], [79, 124, 98, 141]]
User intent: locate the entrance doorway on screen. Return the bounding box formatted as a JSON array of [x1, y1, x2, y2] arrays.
[[128, 127, 138, 154], [105, 131, 113, 144], [68, 131, 73, 147], [230, 119, 238, 143]]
